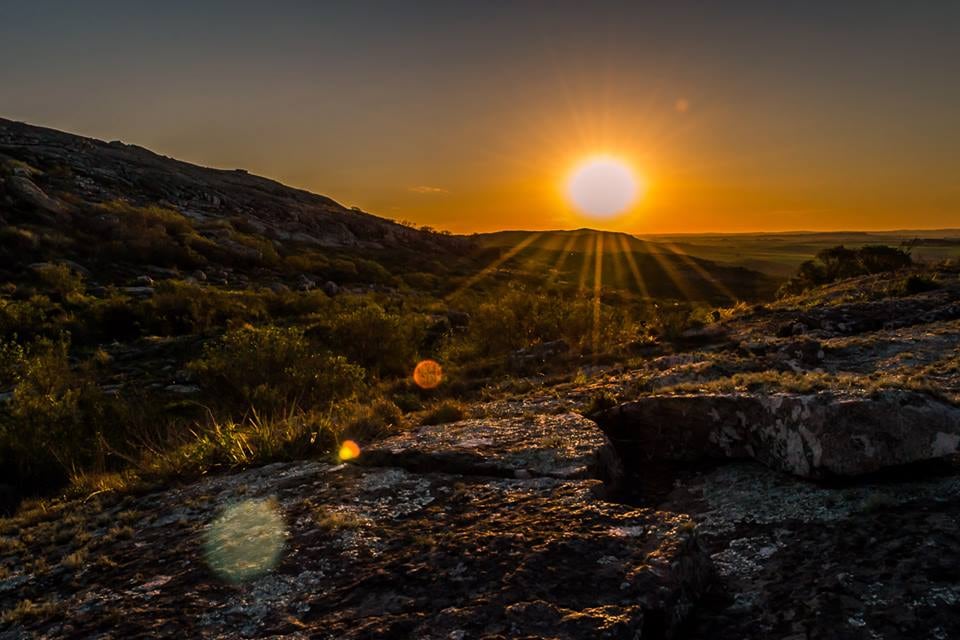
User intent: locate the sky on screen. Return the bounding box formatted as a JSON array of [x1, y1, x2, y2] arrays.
[[1, 1, 958, 234]]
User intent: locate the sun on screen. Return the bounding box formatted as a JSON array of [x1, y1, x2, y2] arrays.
[[566, 156, 643, 218]]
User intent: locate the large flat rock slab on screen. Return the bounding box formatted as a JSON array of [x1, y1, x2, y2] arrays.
[[1, 461, 711, 639], [591, 390, 960, 479], [358, 412, 608, 479]]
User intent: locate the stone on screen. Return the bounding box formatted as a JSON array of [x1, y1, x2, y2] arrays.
[[4, 175, 67, 215], [1, 461, 713, 639], [120, 286, 155, 298], [322, 280, 339, 296], [358, 412, 607, 480], [590, 390, 960, 479]]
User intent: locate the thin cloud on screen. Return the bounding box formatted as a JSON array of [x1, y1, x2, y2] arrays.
[[409, 185, 449, 194]]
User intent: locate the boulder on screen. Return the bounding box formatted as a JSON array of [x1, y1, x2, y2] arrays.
[[4, 175, 66, 215], [590, 390, 960, 479]]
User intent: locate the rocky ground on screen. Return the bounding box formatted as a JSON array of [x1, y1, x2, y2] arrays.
[[2, 267, 960, 639]]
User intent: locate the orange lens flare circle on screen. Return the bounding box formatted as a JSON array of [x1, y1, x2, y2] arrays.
[[413, 359, 443, 389], [338, 440, 361, 461]]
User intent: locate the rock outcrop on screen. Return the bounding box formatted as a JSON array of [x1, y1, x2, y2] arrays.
[[0, 411, 714, 639], [591, 390, 960, 479]]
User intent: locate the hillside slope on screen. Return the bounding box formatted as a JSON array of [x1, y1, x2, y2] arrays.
[[0, 117, 449, 252]]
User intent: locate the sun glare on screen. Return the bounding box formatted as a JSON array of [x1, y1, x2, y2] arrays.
[[566, 156, 642, 218]]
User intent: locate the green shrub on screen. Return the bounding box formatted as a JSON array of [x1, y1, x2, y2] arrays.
[[651, 302, 695, 342], [33, 264, 85, 298], [461, 287, 635, 357], [0, 338, 25, 388], [898, 274, 940, 295], [779, 245, 913, 296], [0, 295, 66, 340], [189, 325, 365, 413], [146, 281, 267, 335], [420, 400, 465, 426], [343, 399, 405, 441], [0, 340, 118, 489], [328, 303, 424, 377]]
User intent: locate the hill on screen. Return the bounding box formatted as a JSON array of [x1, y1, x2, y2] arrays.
[[475, 229, 780, 303]]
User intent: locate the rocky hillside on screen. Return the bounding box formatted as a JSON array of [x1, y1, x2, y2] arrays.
[[2, 263, 958, 638], [0, 118, 450, 253]]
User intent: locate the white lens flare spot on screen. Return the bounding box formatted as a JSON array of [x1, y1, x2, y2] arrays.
[[566, 157, 641, 218], [203, 498, 286, 584]]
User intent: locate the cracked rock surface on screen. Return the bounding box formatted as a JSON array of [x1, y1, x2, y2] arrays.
[[0, 418, 711, 639]]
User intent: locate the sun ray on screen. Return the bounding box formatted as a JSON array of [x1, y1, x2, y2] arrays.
[[592, 232, 604, 354], [658, 242, 739, 303], [617, 234, 651, 300], [547, 233, 580, 285], [447, 232, 543, 299], [609, 234, 626, 289], [577, 232, 595, 293], [644, 240, 701, 301]]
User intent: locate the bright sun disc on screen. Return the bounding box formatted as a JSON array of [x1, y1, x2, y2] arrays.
[[566, 157, 640, 218]]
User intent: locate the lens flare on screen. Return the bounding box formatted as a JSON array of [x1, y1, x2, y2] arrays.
[[339, 439, 361, 461], [413, 359, 443, 389], [203, 498, 286, 584]]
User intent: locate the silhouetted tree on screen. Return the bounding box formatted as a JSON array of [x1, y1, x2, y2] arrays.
[[778, 244, 913, 297]]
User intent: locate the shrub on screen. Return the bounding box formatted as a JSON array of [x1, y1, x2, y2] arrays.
[[651, 302, 695, 342], [0, 338, 25, 388], [189, 325, 365, 413], [0, 340, 118, 490], [146, 281, 267, 335], [461, 287, 636, 357], [33, 263, 85, 298], [343, 399, 405, 441], [0, 295, 66, 341], [898, 274, 940, 295], [420, 400, 466, 425], [328, 303, 424, 377], [779, 245, 913, 296]]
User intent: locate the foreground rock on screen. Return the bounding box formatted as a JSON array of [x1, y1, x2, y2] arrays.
[[591, 390, 960, 480], [359, 412, 606, 480], [0, 446, 711, 638], [665, 461, 960, 639]]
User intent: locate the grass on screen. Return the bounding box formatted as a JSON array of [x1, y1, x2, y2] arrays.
[[420, 400, 467, 426], [1, 599, 58, 625], [657, 369, 950, 402], [313, 507, 366, 531]]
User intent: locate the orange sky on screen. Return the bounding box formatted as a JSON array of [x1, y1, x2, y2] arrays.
[[2, 3, 957, 234]]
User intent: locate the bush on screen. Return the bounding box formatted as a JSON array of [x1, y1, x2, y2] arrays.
[[328, 303, 424, 377], [343, 399, 405, 441], [420, 400, 466, 426], [0, 340, 118, 490], [898, 274, 940, 295], [189, 325, 365, 413], [779, 245, 913, 296], [462, 287, 636, 357], [33, 264, 85, 298], [0, 295, 66, 341], [651, 302, 695, 342], [146, 281, 267, 335]]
